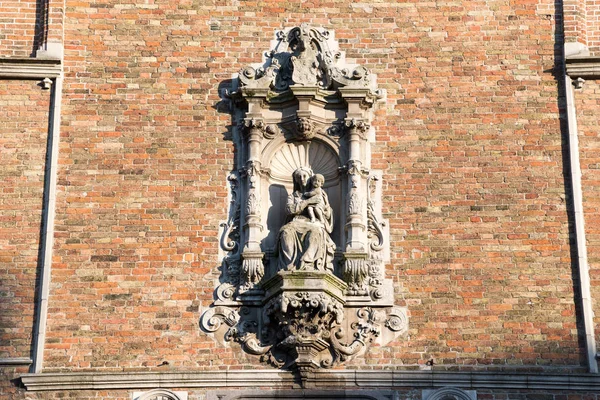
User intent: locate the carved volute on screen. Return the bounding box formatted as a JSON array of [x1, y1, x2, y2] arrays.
[[201, 24, 407, 385]]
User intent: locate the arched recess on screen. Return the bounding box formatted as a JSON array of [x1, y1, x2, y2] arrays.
[[261, 136, 343, 257]]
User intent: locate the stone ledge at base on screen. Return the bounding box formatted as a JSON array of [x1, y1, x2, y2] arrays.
[[205, 389, 397, 400], [20, 370, 600, 391]]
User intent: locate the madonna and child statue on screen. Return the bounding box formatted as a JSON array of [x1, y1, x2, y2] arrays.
[[276, 166, 336, 272]]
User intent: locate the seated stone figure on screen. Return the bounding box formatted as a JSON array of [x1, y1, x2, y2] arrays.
[[304, 173, 329, 225], [276, 167, 335, 272]]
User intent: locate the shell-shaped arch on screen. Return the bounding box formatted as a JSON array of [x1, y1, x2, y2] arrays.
[[267, 140, 340, 185]]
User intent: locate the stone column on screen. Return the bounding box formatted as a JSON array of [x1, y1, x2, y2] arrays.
[[344, 118, 368, 251], [240, 117, 265, 295], [342, 113, 370, 297]]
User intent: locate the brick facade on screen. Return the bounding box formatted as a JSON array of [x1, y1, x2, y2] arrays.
[[0, 81, 48, 361], [0, 0, 62, 58], [2, 0, 600, 398], [0, 0, 38, 57], [0, 80, 50, 399]]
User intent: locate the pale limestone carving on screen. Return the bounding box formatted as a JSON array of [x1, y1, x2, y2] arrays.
[[348, 192, 361, 216], [367, 175, 385, 252], [219, 173, 240, 253], [343, 257, 369, 296], [216, 173, 241, 304], [305, 174, 328, 224], [238, 23, 380, 94], [268, 141, 339, 183], [202, 25, 404, 383], [277, 167, 335, 272], [263, 124, 280, 139], [296, 117, 316, 139]]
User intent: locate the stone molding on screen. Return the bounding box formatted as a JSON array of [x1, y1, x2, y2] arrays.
[[0, 57, 61, 79], [0, 357, 33, 367], [205, 389, 397, 400], [20, 370, 600, 391], [565, 55, 600, 79]]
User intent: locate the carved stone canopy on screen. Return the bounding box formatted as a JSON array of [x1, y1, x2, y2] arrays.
[[202, 25, 407, 384]]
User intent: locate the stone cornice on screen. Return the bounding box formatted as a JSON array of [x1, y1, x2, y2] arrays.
[[0, 357, 32, 367], [0, 57, 62, 79], [21, 370, 295, 391], [20, 370, 600, 391], [565, 56, 600, 79]]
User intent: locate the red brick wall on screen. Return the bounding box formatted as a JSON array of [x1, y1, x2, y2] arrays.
[[564, 0, 587, 45], [0, 0, 63, 58], [46, 0, 63, 48], [374, 0, 579, 368], [34, 0, 585, 374], [585, 0, 600, 51], [0, 81, 50, 399], [574, 81, 600, 355], [0, 0, 38, 57], [563, 0, 600, 55], [0, 81, 49, 361]]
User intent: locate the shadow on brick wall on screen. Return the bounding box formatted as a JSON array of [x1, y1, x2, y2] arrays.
[[553, 0, 589, 368]]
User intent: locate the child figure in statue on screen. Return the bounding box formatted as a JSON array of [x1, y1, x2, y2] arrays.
[[304, 173, 328, 225]]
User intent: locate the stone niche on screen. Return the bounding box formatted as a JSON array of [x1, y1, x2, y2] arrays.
[[201, 25, 408, 383]]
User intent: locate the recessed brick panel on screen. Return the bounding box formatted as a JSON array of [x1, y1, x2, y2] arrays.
[[0, 80, 49, 359], [574, 80, 600, 354]]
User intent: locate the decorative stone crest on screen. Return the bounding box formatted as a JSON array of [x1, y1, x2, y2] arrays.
[[237, 23, 381, 94], [203, 25, 406, 384]]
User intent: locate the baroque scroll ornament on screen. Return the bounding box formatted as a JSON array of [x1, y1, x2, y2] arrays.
[[238, 23, 382, 96], [202, 282, 408, 378]]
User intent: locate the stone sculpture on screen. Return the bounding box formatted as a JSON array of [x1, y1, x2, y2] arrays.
[[276, 167, 335, 272], [201, 25, 408, 383], [304, 173, 328, 225]]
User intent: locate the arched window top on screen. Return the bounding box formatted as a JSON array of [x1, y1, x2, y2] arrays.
[[422, 387, 476, 400], [134, 389, 187, 400]]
